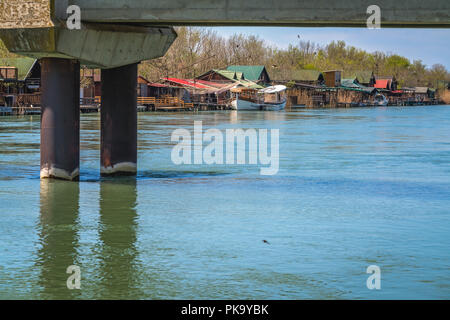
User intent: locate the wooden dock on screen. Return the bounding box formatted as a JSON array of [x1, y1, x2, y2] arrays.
[[80, 105, 100, 113], [0, 106, 12, 116], [138, 96, 194, 111], [2, 94, 234, 116], [11, 107, 41, 115]]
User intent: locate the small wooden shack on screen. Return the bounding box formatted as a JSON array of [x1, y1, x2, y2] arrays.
[[323, 70, 342, 87], [0, 57, 40, 95]]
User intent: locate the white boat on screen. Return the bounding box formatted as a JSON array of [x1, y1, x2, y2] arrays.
[[374, 94, 389, 106], [231, 85, 287, 111]]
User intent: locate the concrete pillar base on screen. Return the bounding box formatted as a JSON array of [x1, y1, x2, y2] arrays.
[[100, 162, 137, 176], [40, 167, 80, 181]]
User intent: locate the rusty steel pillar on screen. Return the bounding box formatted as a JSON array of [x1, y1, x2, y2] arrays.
[[101, 63, 138, 176], [40, 58, 80, 181]]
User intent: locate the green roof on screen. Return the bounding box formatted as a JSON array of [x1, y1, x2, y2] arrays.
[[0, 57, 37, 80], [341, 78, 377, 94], [212, 69, 245, 81], [236, 79, 263, 89], [201, 69, 263, 89], [226, 65, 266, 82], [346, 71, 374, 84], [341, 78, 359, 88], [271, 69, 322, 82]]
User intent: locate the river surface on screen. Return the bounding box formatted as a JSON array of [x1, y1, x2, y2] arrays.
[[0, 106, 449, 299]]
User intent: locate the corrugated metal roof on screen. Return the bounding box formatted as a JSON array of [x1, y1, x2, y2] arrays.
[[271, 69, 322, 82], [341, 78, 377, 93], [194, 79, 230, 88], [0, 57, 36, 80], [163, 78, 212, 89], [341, 78, 359, 88], [196, 69, 263, 89], [374, 79, 391, 89], [148, 82, 169, 88], [212, 69, 244, 81], [235, 81, 263, 89]]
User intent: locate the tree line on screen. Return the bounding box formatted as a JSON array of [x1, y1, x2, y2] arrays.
[[140, 27, 450, 89]]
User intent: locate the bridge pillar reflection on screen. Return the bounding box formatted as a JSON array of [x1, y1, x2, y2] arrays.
[[101, 64, 138, 176], [38, 180, 81, 299], [40, 58, 80, 181], [97, 179, 141, 298]]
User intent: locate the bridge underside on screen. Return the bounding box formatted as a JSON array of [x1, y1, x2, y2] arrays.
[[66, 0, 450, 28], [0, 0, 449, 180], [1, 1, 449, 66]]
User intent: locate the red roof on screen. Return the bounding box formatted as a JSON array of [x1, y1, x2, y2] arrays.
[[374, 79, 391, 89], [194, 79, 230, 88], [148, 82, 168, 88], [163, 78, 211, 89]]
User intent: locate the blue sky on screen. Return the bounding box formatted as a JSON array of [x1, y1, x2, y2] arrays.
[[211, 27, 450, 70]]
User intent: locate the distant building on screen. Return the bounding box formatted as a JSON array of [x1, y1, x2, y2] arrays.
[[137, 76, 151, 97], [80, 68, 101, 99], [161, 77, 252, 105], [374, 76, 398, 91], [347, 71, 376, 87], [196, 69, 263, 89], [226, 65, 271, 84], [413, 87, 435, 99], [0, 57, 40, 94], [197, 69, 243, 83], [271, 69, 324, 85], [323, 70, 342, 87], [340, 78, 378, 94]]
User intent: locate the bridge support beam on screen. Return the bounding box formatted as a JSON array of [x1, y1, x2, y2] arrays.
[[40, 58, 80, 181], [101, 63, 138, 176]]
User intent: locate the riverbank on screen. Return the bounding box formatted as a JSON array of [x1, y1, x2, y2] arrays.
[[0, 101, 447, 117]]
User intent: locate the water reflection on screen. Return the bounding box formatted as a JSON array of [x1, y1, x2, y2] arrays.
[[95, 178, 142, 299], [229, 110, 238, 124], [8, 107, 450, 299], [37, 180, 81, 299]]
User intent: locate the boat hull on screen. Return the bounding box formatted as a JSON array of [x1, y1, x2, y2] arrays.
[[235, 98, 286, 111], [374, 94, 389, 106]]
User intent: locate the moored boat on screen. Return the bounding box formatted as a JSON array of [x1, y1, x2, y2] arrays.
[[374, 93, 389, 106], [231, 85, 287, 111]]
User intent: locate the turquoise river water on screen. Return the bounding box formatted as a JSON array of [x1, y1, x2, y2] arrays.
[[0, 106, 449, 299]]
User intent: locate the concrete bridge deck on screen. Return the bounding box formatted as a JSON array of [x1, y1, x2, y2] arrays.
[[69, 0, 450, 28]]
